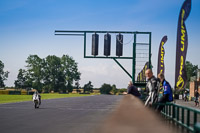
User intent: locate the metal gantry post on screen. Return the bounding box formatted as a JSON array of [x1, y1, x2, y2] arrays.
[[113, 58, 132, 79], [84, 32, 86, 58], [132, 33, 136, 84], [149, 32, 152, 69]]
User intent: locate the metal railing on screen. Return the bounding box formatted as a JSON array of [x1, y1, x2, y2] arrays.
[[154, 102, 200, 133]]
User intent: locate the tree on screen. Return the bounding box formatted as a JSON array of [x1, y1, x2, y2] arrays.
[[14, 69, 26, 89], [26, 55, 44, 92], [43, 55, 63, 92], [83, 81, 93, 93], [110, 84, 118, 95], [185, 61, 198, 81], [0, 60, 9, 88], [61, 55, 81, 85], [185, 61, 198, 88], [100, 83, 112, 94], [75, 80, 80, 93], [66, 83, 73, 93], [43, 55, 81, 93], [20, 54, 81, 93]]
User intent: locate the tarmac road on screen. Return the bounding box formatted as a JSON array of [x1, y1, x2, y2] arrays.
[[0, 95, 122, 133]]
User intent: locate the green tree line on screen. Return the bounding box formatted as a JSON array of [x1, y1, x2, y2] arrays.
[[0, 58, 199, 93], [14, 55, 81, 93], [0, 60, 9, 88], [185, 61, 198, 88]]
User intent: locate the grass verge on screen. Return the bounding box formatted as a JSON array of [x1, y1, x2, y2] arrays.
[[0, 93, 93, 104]]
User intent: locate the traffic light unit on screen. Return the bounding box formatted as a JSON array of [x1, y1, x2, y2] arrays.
[[104, 33, 111, 56], [91, 33, 99, 56], [116, 33, 123, 56], [91, 33, 123, 57]]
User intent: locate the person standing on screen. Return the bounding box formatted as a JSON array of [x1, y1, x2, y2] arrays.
[[184, 91, 188, 102], [144, 69, 160, 106], [195, 89, 199, 107], [183, 92, 186, 101]]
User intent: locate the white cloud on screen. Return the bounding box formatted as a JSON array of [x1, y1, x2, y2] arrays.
[[79, 62, 131, 88], [80, 64, 108, 76]]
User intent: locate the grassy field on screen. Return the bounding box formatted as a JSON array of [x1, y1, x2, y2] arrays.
[[0, 93, 93, 104]]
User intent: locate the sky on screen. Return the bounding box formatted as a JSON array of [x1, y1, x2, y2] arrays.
[[0, 0, 200, 88]]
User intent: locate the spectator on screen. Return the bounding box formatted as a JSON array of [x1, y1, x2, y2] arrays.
[[195, 89, 199, 107], [144, 69, 160, 106], [184, 91, 188, 102], [156, 73, 173, 111], [127, 81, 141, 97]]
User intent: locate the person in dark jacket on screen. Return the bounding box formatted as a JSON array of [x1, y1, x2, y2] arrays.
[[195, 89, 199, 107], [127, 81, 141, 97]]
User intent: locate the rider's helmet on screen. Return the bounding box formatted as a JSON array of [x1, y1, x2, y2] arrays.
[[34, 90, 38, 95]]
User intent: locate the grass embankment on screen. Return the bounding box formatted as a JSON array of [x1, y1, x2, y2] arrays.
[[0, 93, 93, 104]]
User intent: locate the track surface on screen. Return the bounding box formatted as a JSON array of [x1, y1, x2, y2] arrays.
[[0, 95, 122, 133]]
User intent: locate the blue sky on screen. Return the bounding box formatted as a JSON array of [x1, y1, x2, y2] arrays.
[[0, 0, 200, 88]]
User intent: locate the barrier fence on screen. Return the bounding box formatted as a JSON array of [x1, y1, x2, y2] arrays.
[[0, 90, 28, 95], [154, 102, 200, 133]]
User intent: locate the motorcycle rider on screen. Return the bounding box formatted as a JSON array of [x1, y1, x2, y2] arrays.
[[33, 90, 41, 105]]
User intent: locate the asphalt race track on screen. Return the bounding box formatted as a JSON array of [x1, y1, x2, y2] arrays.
[[0, 95, 122, 133]]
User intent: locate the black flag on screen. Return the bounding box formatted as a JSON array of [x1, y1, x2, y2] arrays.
[[175, 0, 191, 89], [157, 36, 167, 76], [143, 62, 149, 81]]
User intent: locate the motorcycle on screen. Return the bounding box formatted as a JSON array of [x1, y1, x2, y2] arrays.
[[32, 93, 40, 109]]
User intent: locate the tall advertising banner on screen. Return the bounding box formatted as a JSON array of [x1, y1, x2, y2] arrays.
[[175, 0, 191, 89], [157, 36, 167, 76]]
